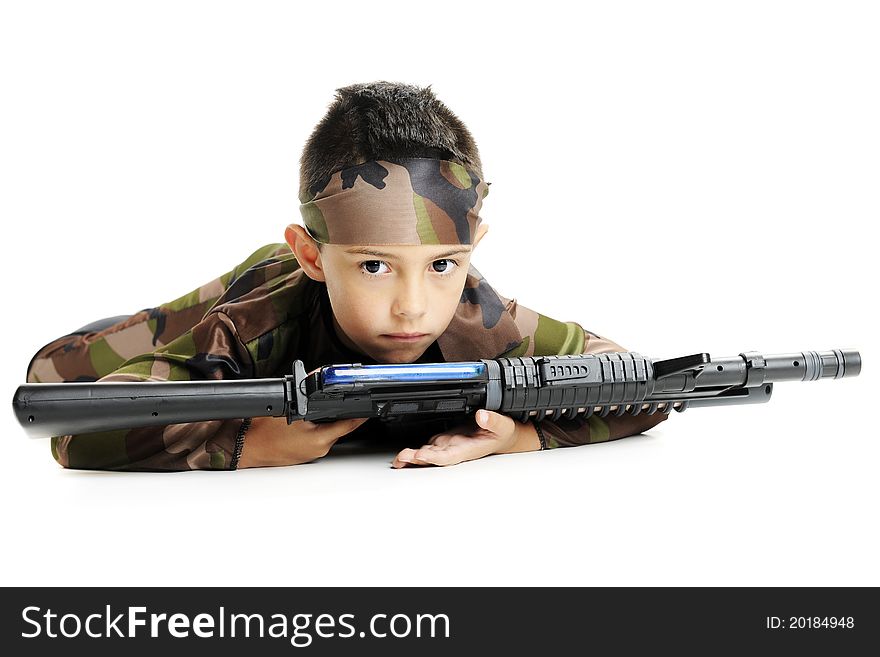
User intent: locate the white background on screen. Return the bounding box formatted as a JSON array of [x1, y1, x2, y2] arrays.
[[1, 1, 876, 586]]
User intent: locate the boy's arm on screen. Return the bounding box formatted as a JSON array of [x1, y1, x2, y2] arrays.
[[27, 242, 291, 385], [495, 297, 670, 450], [37, 243, 292, 471], [51, 309, 256, 472], [141, 242, 291, 352]]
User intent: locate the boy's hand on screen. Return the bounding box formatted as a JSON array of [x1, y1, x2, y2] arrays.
[[239, 414, 370, 468], [239, 367, 371, 468], [391, 409, 538, 468]]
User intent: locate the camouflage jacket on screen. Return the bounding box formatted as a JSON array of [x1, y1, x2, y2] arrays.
[[26, 242, 669, 471]]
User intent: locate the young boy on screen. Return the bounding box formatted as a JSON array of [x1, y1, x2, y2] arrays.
[[25, 81, 669, 471]]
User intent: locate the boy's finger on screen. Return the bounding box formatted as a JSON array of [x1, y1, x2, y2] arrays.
[[413, 445, 443, 461], [336, 416, 370, 433], [415, 447, 458, 466], [392, 449, 415, 468], [475, 408, 515, 436], [308, 416, 370, 439], [392, 447, 434, 468]]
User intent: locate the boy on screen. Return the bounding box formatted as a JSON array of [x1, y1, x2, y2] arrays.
[[25, 81, 669, 471]]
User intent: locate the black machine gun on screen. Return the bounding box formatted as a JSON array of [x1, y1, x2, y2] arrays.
[[12, 348, 861, 439]]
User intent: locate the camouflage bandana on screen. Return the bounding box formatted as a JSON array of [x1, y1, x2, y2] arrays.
[[298, 157, 490, 245]]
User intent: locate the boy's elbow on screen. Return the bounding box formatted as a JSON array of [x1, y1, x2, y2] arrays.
[[50, 433, 114, 470], [49, 430, 136, 471], [50, 435, 71, 468], [49, 421, 242, 472]]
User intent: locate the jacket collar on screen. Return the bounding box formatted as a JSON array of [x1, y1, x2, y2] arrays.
[[436, 263, 524, 362]]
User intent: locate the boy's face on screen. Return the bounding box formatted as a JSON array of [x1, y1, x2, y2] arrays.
[[286, 223, 489, 363]]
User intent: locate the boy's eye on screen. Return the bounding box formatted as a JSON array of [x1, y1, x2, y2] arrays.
[[431, 259, 458, 274], [358, 259, 460, 277], [361, 260, 390, 275]]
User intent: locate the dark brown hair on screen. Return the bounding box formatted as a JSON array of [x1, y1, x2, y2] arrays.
[[299, 81, 483, 253]]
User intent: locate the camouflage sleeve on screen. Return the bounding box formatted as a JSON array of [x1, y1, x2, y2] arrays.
[[26, 242, 290, 384], [29, 243, 290, 471], [50, 310, 255, 471], [497, 297, 670, 449]]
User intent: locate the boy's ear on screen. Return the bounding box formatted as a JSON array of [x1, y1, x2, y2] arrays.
[[472, 223, 489, 250], [285, 224, 326, 282]]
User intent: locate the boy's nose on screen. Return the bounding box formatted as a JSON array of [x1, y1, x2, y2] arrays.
[[392, 279, 428, 318]]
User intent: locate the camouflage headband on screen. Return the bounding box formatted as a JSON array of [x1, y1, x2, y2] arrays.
[[298, 157, 490, 245]]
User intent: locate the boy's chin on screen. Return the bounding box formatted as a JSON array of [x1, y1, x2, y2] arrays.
[[371, 342, 430, 364]]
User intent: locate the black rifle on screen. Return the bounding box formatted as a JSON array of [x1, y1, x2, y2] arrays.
[[12, 348, 861, 439]]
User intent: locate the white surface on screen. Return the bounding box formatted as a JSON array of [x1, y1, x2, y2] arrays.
[[1, 0, 876, 587]]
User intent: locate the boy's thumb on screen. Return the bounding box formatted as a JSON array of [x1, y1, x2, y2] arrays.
[[476, 409, 490, 425]]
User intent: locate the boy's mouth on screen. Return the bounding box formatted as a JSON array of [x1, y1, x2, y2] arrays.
[[382, 332, 429, 342]]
